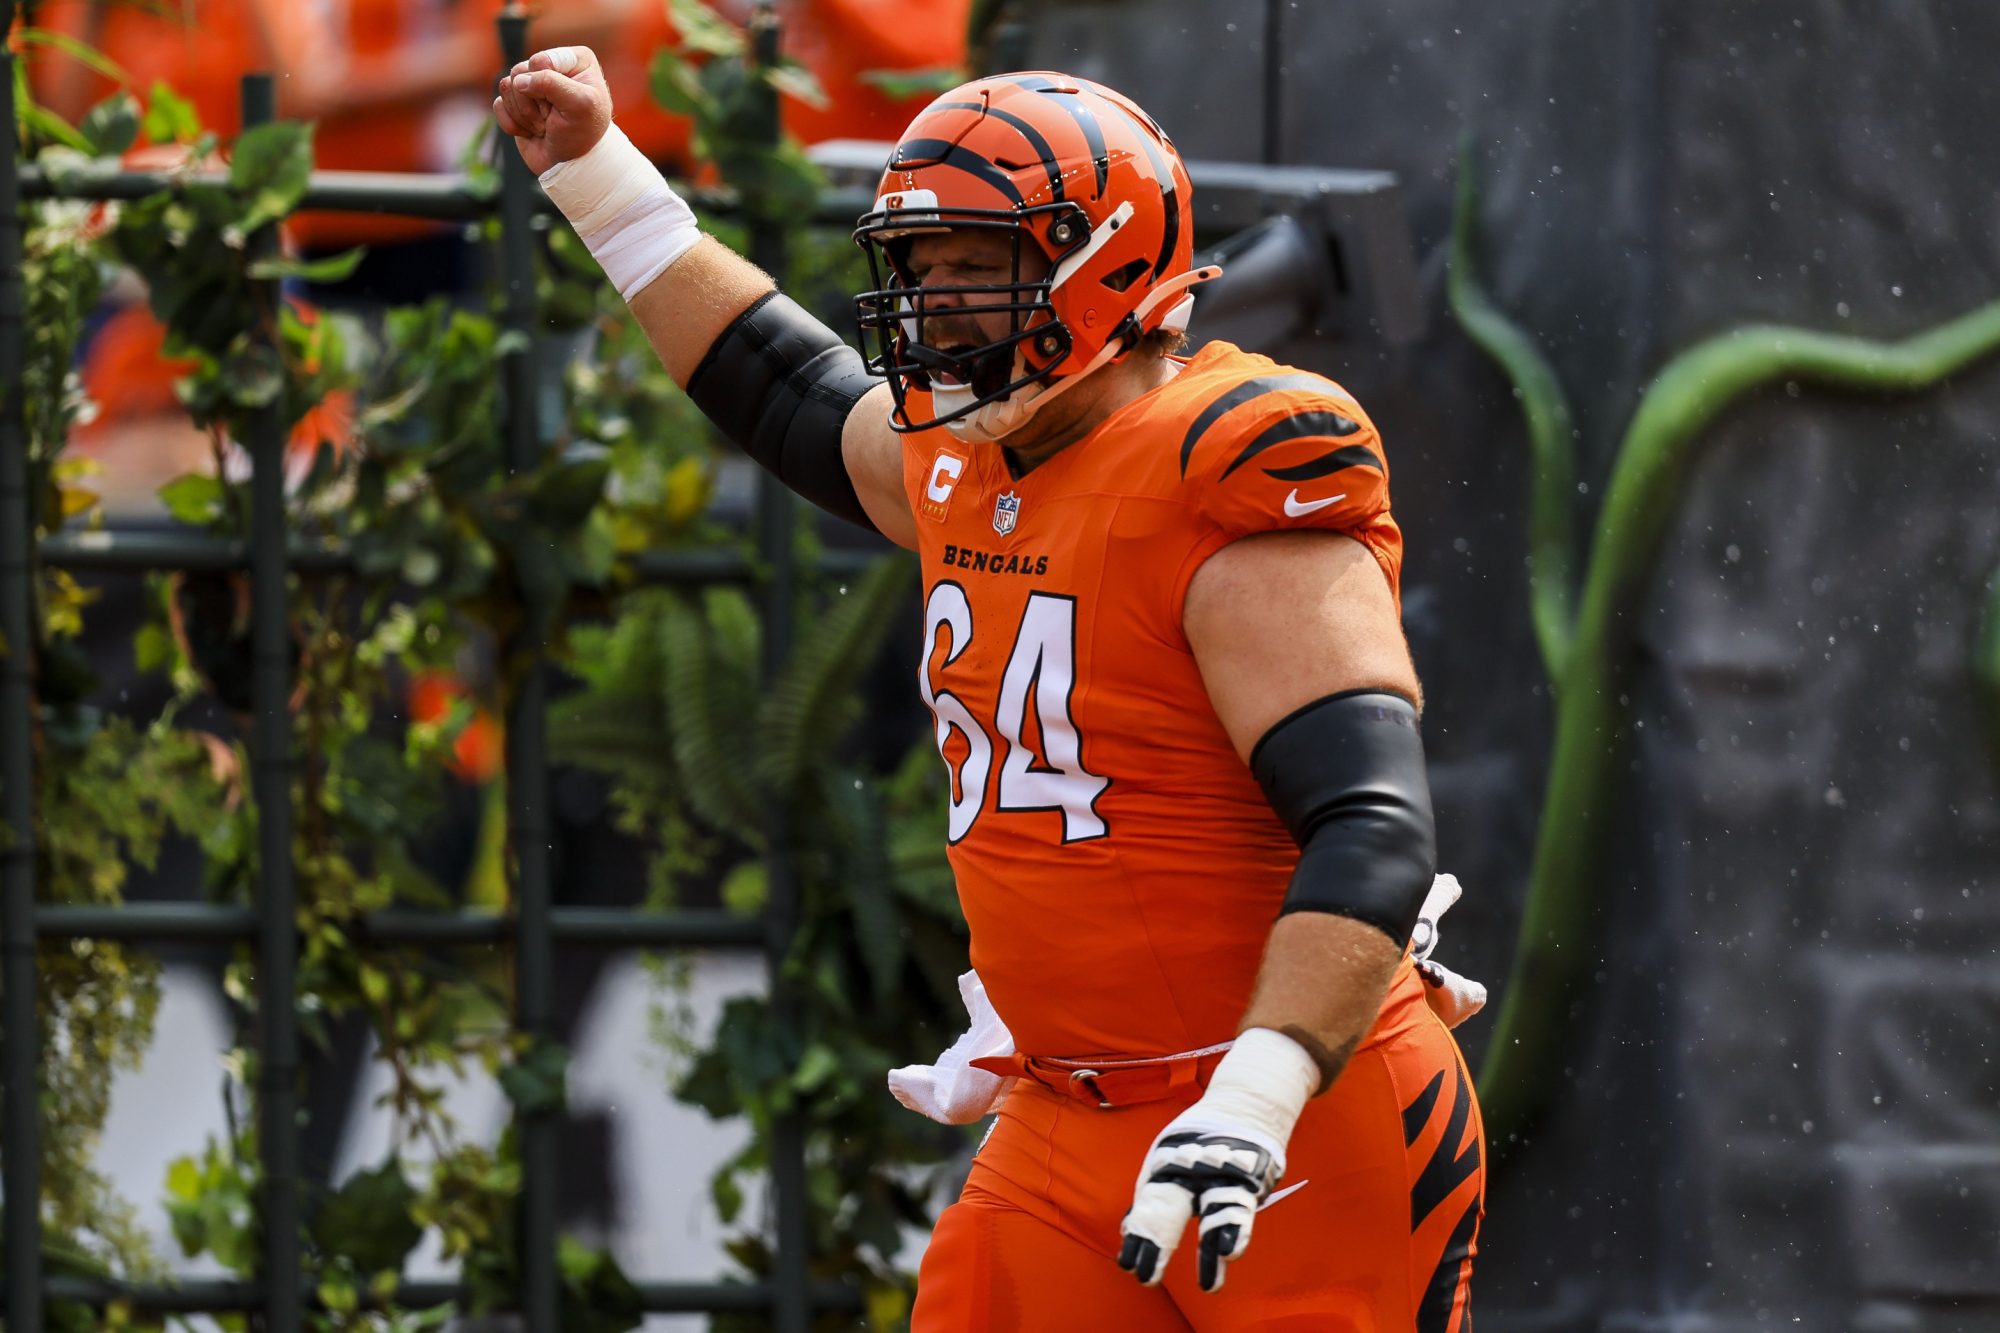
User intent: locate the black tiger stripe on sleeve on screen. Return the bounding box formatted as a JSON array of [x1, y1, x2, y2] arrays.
[[1177, 373, 1342, 476], [1217, 410, 1370, 481], [1175, 352, 1399, 568], [1263, 442, 1384, 482]]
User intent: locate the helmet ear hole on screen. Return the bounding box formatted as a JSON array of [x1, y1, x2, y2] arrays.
[[1102, 258, 1150, 293]]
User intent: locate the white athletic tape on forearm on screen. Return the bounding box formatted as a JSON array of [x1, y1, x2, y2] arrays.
[[539, 124, 699, 300], [1175, 1028, 1319, 1167], [539, 124, 658, 234], [589, 190, 701, 302]]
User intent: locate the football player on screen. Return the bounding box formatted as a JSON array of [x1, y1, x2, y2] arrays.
[[497, 51, 1483, 1330]]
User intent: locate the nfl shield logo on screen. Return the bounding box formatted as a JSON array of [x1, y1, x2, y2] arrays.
[[993, 491, 1021, 536]]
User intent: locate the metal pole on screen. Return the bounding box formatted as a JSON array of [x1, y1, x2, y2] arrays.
[[35, 526, 876, 583], [30, 902, 770, 948], [1261, 0, 1285, 165], [745, 9, 809, 1330], [26, 1274, 868, 1315], [240, 72, 303, 1333], [496, 9, 559, 1331], [0, 11, 46, 1327], [18, 160, 881, 229]]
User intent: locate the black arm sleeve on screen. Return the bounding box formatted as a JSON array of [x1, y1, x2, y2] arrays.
[[1248, 688, 1437, 947], [684, 291, 880, 532]]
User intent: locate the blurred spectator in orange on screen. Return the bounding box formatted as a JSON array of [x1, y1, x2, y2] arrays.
[[75, 295, 356, 511], [408, 670, 504, 784], [31, 0, 965, 512], [29, 0, 968, 245]]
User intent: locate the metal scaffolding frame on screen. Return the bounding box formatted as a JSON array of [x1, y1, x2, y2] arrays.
[[0, 6, 842, 1329]]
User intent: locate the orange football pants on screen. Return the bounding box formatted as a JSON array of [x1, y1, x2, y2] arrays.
[[912, 964, 1483, 1332]]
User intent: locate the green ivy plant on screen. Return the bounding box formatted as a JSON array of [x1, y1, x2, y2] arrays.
[[551, 563, 971, 1330], [15, 10, 971, 1328], [8, 70, 229, 1326], [647, 0, 829, 231], [16, 82, 670, 1329], [593, 13, 981, 1324]]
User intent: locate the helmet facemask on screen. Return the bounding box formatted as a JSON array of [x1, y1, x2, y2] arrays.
[[854, 73, 1219, 442], [854, 201, 1086, 437]]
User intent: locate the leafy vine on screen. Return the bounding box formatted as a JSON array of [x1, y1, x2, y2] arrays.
[[16, 8, 973, 1328], [10, 67, 227, 1313]]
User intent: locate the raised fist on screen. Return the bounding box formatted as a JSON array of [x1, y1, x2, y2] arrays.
[[492, 46, 615, 176]]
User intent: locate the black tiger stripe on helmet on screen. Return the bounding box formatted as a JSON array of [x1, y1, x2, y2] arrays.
[[887, 138, 1027, 208], [1006, 76, 1111, 195], [930, 100, 1068, 204]]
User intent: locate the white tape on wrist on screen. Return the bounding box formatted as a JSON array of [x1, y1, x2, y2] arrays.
[[539, 123, 699, 301], [1169, 1028, 1319, 1168]]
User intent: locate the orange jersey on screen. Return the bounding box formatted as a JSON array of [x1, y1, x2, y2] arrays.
[[899, 341, 1404, 1058]]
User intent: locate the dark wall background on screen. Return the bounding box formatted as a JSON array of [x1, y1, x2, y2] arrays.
[[1001, 1, 2000, 1327]]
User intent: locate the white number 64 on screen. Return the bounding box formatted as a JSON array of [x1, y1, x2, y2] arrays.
[[919, 583, 1109, 844]]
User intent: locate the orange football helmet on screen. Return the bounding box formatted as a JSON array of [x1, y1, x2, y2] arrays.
[[853, 72, 1219, 441]]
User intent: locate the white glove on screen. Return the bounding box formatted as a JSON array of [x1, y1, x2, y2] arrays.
[[887, 970, 1017, 1124], [1117, 1028, 1317, 1293], [1413, 873, 1487, 1028]]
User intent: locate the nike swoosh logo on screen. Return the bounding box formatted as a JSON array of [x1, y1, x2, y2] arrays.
[[1259, 1180, 1310, 1211], [1283, 490, 1345, 517]]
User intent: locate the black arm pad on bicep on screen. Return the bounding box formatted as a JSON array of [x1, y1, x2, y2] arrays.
[[1249, 689, 1437, 948], [684, 291, 880, 532]]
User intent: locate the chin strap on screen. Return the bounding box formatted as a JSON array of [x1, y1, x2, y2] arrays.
[[938, 265, 1221, 445]]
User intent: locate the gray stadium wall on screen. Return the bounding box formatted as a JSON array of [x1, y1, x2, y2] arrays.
[[997, 1, 2000, 1327]]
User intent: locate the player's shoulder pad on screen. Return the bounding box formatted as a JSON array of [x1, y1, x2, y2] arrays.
[[1173, 359, 1389, 540]]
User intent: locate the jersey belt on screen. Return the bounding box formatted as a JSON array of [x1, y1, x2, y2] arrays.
[[971, 1040, 1236, 1110], [973, 959, 1425, 1109]]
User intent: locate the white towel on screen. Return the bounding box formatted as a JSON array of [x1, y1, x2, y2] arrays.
[[1412, 874, 1487, 1027], [887, 970, 1018, 1125]]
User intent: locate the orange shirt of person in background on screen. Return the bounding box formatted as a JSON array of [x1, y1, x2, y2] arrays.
[[29, 0, 968, 191], [33, 0, 967, 490]]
